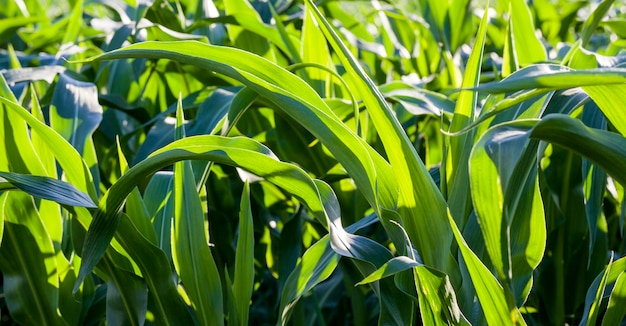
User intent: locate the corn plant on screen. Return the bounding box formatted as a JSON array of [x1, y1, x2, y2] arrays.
[[1, 0, 626, 325]]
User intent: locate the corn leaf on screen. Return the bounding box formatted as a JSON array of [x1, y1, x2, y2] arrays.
[[446, 6, 489, 230], [447, 209, 525, 325], [470, 120, 546, 305], [529, 114, 626, 186], [602, 271, 626, 325], [113, 213, 195, 325], [509, 0, 547, 66], [305, 0, 452, 275], [0, 171, 96, 208], [232, 182, 254, 326], [0, 96, 97, 200], [0, 192, 63, 326]]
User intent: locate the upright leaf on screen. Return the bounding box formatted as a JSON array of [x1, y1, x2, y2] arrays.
[[446, 6, 489, 229], [232, 182, 254, 326], [305, 0, 452, 276], [509, 0, 547, 66], [171, 100, 224, 326]]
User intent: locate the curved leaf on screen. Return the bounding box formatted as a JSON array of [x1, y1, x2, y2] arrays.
[[470, 119, 546, 305], [0, 97, 97, 200], [76, 135, 344, 292], [474, 65, 626, 94], [0, 171, 96, 208], [530, 114, 626, 186], [305, 0, 452, 276], [80, 39, 395, 222], [357, 256, 421, 285]]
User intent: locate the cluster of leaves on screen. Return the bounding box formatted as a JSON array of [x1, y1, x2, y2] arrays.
[[1, 0, 626, 324]]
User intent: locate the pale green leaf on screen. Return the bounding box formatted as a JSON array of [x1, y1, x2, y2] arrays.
[[509, 0, 547, 66], [357, 256, 421, 285]]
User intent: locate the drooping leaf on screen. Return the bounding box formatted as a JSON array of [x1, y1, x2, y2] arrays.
[[0, 96, 97, 201], [357, 256, 421, 285], [0, 171, 96, 208], [305, 0, 452, 276], [278, 214, 379, 325], [530, 114, 626, 187], [474, 65, 626, 94], [50, 73, 103, 155]]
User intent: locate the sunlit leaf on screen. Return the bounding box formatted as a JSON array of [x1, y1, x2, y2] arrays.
[[0, 171, 96, 208]]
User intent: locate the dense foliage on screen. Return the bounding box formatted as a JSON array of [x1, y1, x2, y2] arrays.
[[1, 0, 626, 324]]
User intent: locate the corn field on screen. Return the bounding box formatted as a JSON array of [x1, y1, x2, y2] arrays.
[[1, 0, 626, 324]]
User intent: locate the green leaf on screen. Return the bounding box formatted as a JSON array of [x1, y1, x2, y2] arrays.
[[474, 65, 626, 94], [0, 171, 96, 208], [301, 4, 333, 95], [602, 271, 626, 325], [77, 134, 371, 301], [278, 214, 379, 325], [101, 259, 147, 326], [232, 182, 254, 326], [447, 209, 525, 325], [585, 257, 613, 325], [580, 0, 616, 48], [379, 81, 455, 116], [473, 65, 626, 136], [0, 75, 47, 177], [446, 6, 489, 231], [529, 114, 626, 187], [0, 16, 43, 43], [116, 139, 157, 245], [81, 40, 392, 225], [357, 256, 421, 285], [470, 120, 546, 305], [305, 0, 452, 276], [413, 266, 471, 326], [61, 0, 82, 46], [143, 171, 174, 261], [581, 84, 626, 136], [509, 0, 547, 66], [0, 192, 64, 326], [580, 256, 626, 324], [50, 73, 103, 155], [0, 96, 97, 200], [278, 237, 338, 325], [114, 213, 195, 325], [171, 99, 224, 326]]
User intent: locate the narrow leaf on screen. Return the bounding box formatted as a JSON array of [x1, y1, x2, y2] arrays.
[[357, 256, 421, 285], [232, 182, 254, 326], [0, 171, 96, 208]]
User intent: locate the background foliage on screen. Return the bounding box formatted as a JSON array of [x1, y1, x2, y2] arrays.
[[1, 0, 626, 325]]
